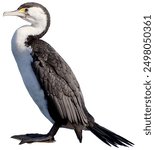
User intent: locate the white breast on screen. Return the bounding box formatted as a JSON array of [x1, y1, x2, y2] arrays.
[[11, 27, 54, 123]]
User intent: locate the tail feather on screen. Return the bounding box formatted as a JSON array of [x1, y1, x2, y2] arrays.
[[89, 122, 134, 147]]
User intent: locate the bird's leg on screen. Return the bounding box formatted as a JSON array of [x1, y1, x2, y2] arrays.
[[11, 123, 60, 144]]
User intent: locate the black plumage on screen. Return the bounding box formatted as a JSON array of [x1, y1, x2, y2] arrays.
[[30, 39, 90, 126]]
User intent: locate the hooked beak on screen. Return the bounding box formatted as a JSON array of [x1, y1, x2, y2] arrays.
[[3, 10, 25, 17]]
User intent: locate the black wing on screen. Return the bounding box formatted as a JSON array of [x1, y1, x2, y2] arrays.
[[31, 39, 90, 125]]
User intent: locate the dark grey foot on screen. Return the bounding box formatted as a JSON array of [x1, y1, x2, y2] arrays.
[[11, 133, 55, 145]]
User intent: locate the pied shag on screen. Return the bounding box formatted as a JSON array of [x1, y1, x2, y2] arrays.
[[3, 2, 133, 147]]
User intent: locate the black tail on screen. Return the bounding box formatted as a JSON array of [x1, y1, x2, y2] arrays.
[[89, 122, 134, 147]]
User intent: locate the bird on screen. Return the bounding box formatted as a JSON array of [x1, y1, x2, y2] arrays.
[[3, 2, 134, 147]]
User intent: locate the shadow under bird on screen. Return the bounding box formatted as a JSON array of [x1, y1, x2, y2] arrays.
[[3, 2, 134, 147]]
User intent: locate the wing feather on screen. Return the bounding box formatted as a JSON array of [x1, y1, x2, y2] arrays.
[[31, 40, 89, 125]]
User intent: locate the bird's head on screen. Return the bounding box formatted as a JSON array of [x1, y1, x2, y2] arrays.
[[3, 2, 50, 38]]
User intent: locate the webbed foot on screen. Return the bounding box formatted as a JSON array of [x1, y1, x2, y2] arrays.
[[11, 133, 55, 144]]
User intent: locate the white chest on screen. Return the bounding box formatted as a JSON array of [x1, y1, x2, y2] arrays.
[[11, 28, 54, 123]]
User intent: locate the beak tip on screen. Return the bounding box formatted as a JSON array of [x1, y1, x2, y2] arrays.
[[2, 10, 24, 17], [3, 12, 7, 16], [3, 11, 11, 17]]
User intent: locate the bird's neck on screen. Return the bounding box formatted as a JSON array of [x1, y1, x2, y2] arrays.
[[11, 25, 44, 66], [12, 23, 46, 52]]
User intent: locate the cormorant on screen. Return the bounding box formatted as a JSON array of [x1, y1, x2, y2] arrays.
[[3, 2, 133, 147]]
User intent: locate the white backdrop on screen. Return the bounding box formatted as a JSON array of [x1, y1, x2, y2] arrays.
[[0, 0, 154, 150]]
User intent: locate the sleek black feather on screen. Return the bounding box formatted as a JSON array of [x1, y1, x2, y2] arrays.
[[30, 39, 90, 125], [89, 123, 134, 147]]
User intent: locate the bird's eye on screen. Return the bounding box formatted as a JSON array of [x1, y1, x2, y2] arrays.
[[19, 8, 28, 13], [25, 8, 28, 12]]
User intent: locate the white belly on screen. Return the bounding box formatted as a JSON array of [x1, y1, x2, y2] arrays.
[[11, 31, 54, 123]]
